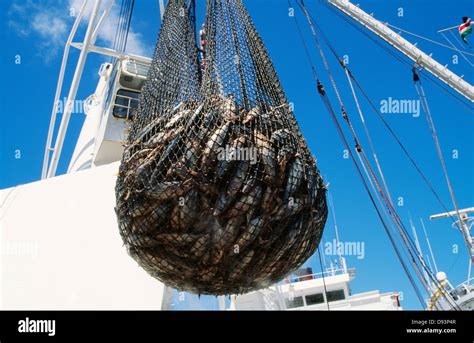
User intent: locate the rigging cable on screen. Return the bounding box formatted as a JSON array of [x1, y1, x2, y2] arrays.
[[308, 1, 465, 232], [291, 0, 427, 307], [293, 0, 462, 309], [317, 247, 331, 310], [384, 22, 474, 57], [302, 0, 462, 310], [439, 31, 474, 67], [413, 69, 474, 262], [318, 0, 473, 111]]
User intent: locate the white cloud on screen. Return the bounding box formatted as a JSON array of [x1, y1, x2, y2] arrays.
[[68, 0, 149, 56], [8, 0, 151, 62]]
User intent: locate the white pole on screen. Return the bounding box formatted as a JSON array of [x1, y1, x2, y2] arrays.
[[420, 218, 439, 274], [41, 0, 89, 179], [328, 192, 343, 269], [409, 214, 430, 286], [326, 0, 474, 102], [437, 25, 459, 34], [218, 296, 226, 310], [91, 0, 116, 45], [47, 0, 103, 178]]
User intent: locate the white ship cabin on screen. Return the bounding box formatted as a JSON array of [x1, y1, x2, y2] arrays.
[[427, 272, 474, 311], [231, 266, 402, 310], [68, 58, 150, 173]]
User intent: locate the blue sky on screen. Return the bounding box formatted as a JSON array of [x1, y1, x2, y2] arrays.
[[1, 0, 473, 310]]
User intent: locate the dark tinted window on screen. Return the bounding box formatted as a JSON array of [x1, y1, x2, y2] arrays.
[[113, 89, 140, 119], [327, 290, 345, 302], [286, 296, 304, 309], [306, 293, 324, 305]]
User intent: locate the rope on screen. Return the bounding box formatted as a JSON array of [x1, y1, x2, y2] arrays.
[[345, 68, 393, 206], [319, 0, 473, 111], [439, 31, 474, 67], [310, 1, 467, 230], [294, 0, 463, 309], [385, 22, 474, 57], [291, 0, 427, 306], [413, 73, 474, 262], [317, 247, 331, 310]]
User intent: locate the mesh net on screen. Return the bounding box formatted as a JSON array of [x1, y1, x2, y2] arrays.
[[115, 0, 328, 295]]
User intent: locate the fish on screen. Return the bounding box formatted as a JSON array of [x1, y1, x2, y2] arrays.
[[212, 217, 244, 252], [201, 122, 232, 171], [170, 189, 199, 231], [128, 234, 161, 248], [226, 160, 250, 199], [227, 184, 263, 218], [254, 131, 276, 182], [243, 106, 260, 125], [283, 157, 304, 200], [144, 179, 194, 203], [190, 233, 210, 258], [221, 97, 238, 119], [229, 249, 255, 280], [233, 216, 265, 253]]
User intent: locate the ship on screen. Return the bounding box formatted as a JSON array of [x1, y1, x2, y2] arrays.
[[1, 0, 472, 311]]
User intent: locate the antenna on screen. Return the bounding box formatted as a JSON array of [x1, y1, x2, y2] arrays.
[[420, 218, 439, 274], [328, 189, 345, 273], [409, 212, 430, 287], [326, 0, 474, 101]]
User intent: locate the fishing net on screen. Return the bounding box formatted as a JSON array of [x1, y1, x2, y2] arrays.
[[115, 0, 328, 295]]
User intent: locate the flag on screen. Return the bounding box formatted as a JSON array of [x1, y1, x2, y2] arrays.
[[459, 16, 472, 43]]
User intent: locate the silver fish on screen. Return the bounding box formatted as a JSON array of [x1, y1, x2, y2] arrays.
[[190, 233, 210, 258], [170, 189, 199, 231], [226, 160, 250, 199], [255, 131, 276, 182], [229, 249, 255, 280], [144, 179, 193, 203], [243, 106, 260, 125], [201, 122, 232, 170], [234, 217, 265, 253], [284, 157, 304, 200], [227, 184, 263, 218]]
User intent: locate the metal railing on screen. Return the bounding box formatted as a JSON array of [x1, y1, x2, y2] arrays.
[[283, 267, 354, 284]]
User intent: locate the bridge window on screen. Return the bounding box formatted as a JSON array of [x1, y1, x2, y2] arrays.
[[326, 290, 345, 302], [113, 89, 140, 119], [305, 293, 324, 305], [286, 296, 304, 309]]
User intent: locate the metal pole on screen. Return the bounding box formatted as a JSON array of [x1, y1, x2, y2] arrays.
[[91, 0, 116, 45], [326, 0, 474, 102], [41, 0, 89, 179], [437, 25, 459, 33], [46, 0, 103, 178], [420, 218, 439, 274]]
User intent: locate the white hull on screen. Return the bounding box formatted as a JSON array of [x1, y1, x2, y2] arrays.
[[0, 162, 166, 310]]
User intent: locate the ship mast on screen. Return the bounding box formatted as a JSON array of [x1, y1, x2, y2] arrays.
[[326, 0, 474, 102]]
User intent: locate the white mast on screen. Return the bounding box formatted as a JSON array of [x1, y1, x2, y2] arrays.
[[45, 0, 103, 178], [42, 0, 164, 178], [326, 0, 474, 102]]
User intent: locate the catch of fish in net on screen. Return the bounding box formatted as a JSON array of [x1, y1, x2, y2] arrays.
[[115, 0, 328, 295]]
